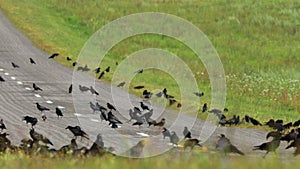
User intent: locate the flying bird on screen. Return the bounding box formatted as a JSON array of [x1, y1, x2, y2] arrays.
[[48, 53, 59, 59], [29, 58, 36, 64]]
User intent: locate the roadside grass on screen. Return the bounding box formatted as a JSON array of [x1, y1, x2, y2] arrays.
[[0, 0, 299, 124], [0, 152, 300, 169]]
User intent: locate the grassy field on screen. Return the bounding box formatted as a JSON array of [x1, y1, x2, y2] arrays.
[[0, 1, 299, 122], [0, 152, 299, 169]]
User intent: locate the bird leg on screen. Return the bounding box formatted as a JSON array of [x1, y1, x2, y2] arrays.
[[263, 151, 269, 158]]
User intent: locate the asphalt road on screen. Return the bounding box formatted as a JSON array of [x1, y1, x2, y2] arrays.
[[0, 10, 295, 158]]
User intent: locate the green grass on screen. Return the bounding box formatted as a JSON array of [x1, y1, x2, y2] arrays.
[[0, 0, 299, 123]]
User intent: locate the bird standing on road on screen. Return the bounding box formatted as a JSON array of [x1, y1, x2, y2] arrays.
[[11, 62, 19, 68], [183, 126, 192, 139], [170, 131, 179, 146], [30, 128, 53, 146], [216, 134, 244, 156], [55, 107, 63, 119], [117, 81, 125, 88], [107, 103, 117, 111], [90, 86, 99, 95], [107, 111, 122, 127], [22, 116, 38, 128], [68, 84, 72, 94], [33, 83, 43, 91], [0, 76, 5, 83], [0, 119, 6, 131], [29, 58, 36, 64], [35, 103, 50, 112], [253, 131, 281, 158], [65, 126, 89, 140]]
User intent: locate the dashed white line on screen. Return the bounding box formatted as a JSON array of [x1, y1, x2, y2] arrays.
[[74, 113, 83, 117], [136, 132, 150, 137], [34, 94, 41, 98], [46, 100, 53, 104], [4, 72, 9, 75], [17, 81, 23, 85], [90, 119, 100, 122], [11, 76, 16, 80], [0, 69, 4, 71], [57, 106, 65, 109], [25, 87, 31, 90]]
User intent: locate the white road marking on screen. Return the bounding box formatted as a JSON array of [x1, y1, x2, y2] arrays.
[[34, 94, 41, 98], [25, 87, 31, 90], [46, 100, 53, 104], [74, 113, 83, 117], [0, 69, 3, 71], [136, 132, 150, 137], [11, 76, 16, 80], [57, 106, 65, 109], [17, 81, 23, 85], [4, 72, 9, 75], [90, 119, 100, 122]]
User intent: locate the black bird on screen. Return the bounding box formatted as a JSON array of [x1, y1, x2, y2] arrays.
[[11, 62, 19, 68], [90, 86, 99, 95], [162, 128, 171, 140], [293, 120, 300, 127], [22, 116, 38, 128], [170, 131, 179, 146], [55, 107, 63, 119], [98, 71, 105, 79], [281, 129, 297, 143], [65, 126, 89, 140], [135, 69, 143, 74], [184, 138, 202, 150], [142, 90, 153, 99], [134, 85, 144, 89], [283, 122, 293, 130], [96, 102, 108, 112], [35, 103, 50, 112], [117, 81, 126, 88], [33, 83, 43, 91], [162, 88, 168, 97], [169, 99, 177, 106], [105, 66, 110, 73], [253, 131, 281, 158], [149, 118, 165, 127], [89, 102, 98, 112], [30, 128, 53, 146], [202, 103, 208, 112], [245, 115, 250, 123], [100, 111, 108, 122], [48, 53, 59, 59], [216, 134, 244, 155], [68, 84, 72, 94], [132, 121, 143, 127], [29, 58, 36, 64], [194, 92, 204, 97], [140, 102, 149, 110], [177, 103, 182, 108], [183, 126, 192, 139], [94, 67, 101, 74], [249, 117, 262, 126], [72, 62, 77, 67], [0, 119, 6, 131], [107, 111, 122, 126], [79, 85, 90, 92], [107, 103, 117, 111], [0, 76, 5, 82], [66, 57, 72, 61]]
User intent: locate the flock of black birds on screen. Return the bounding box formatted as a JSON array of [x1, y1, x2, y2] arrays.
[[1, 53, 300, 159]]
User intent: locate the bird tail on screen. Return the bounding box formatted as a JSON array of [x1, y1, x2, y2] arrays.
[[252, 146, 260, 151]]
